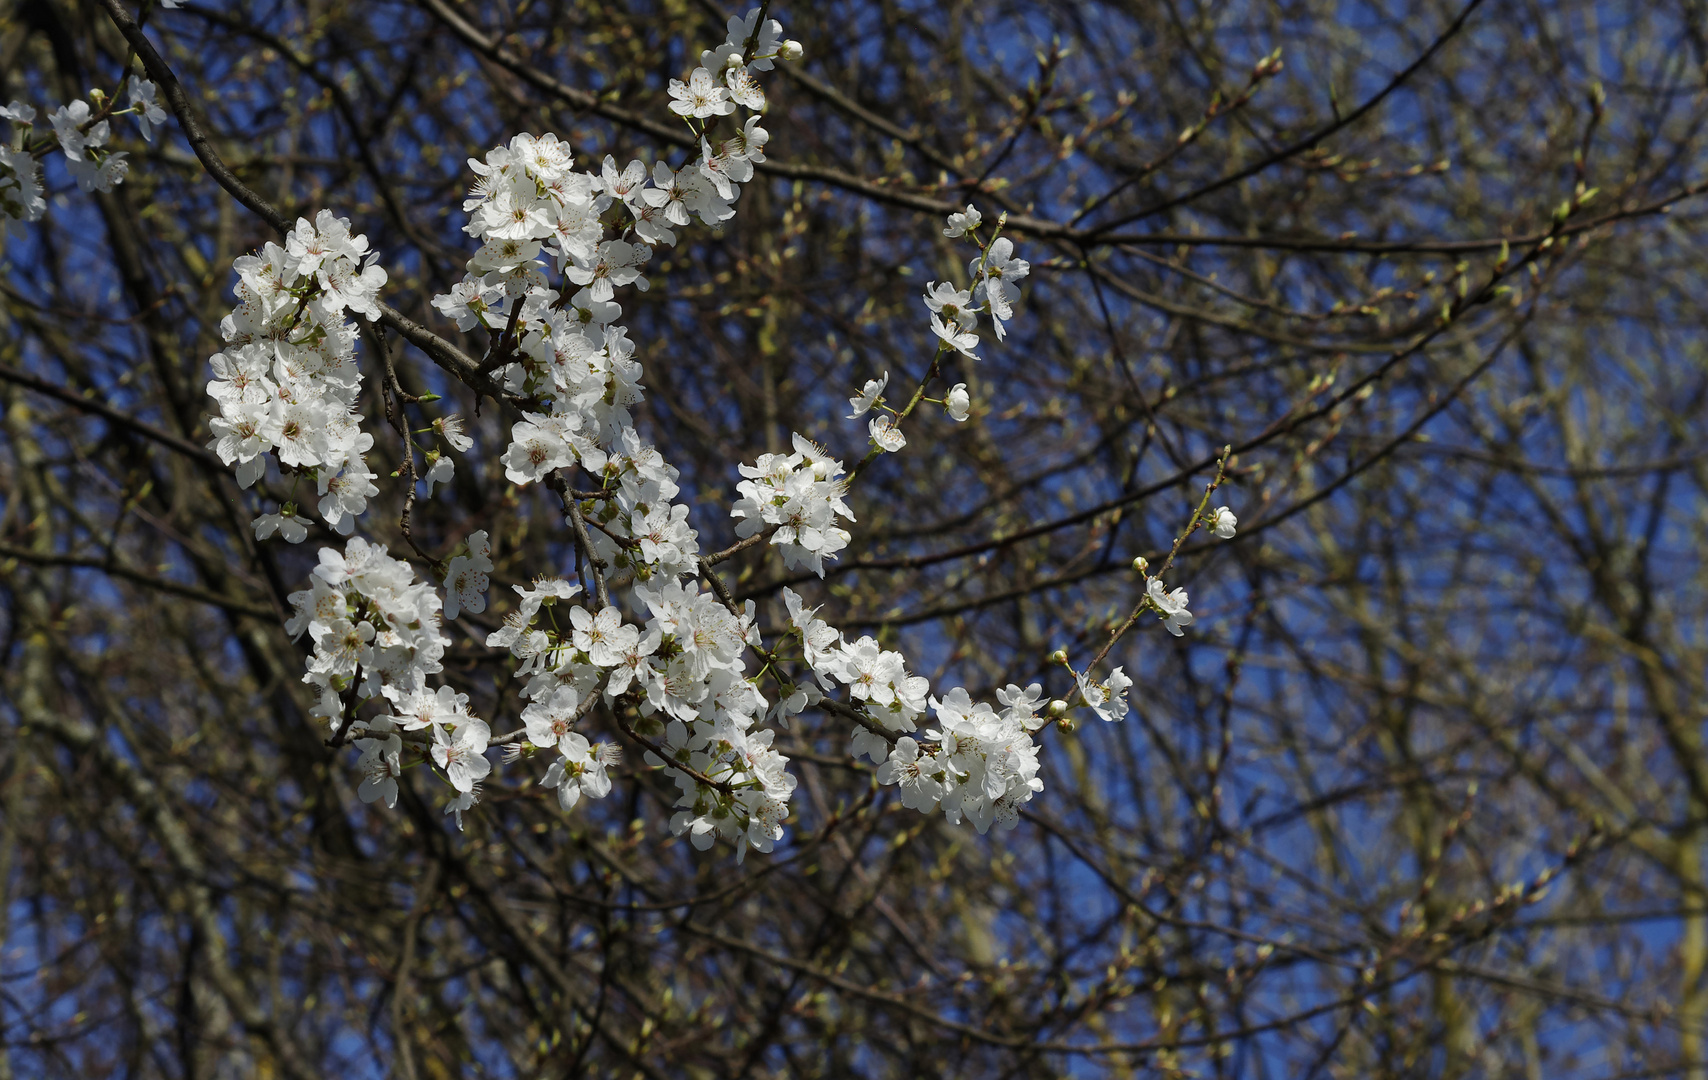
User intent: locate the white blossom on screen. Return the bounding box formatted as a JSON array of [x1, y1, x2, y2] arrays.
[[443, 529, 493, 620], [930, 313, 980, 358], [285, 537, 460, 739], [730, 433, 854, 576], [869, 415, 906, 453], [847, 372, 888, 419], [434, 414, 473, 452], [725, 64, 766, 110], [944, 204, 983, 237], [206, 213, 384, 534], [668, 67, 735, 119], [923, 281, 978, 330], [69, 152, 127, 193], [973, 237, 1030, 339], [125, 77, 167, 142], [252, 18, 1079, 854], [253, 509, 310, 543], [1147, 578, 1194, 636], [1076, 666, 1133, 722], [946, 383, 971, 422], [355, 728, 403, 808], [385, 684, 475, 733], [424, 452, 454, 497], [433, 719, 492, 793], [1209, 506, 1237, 539], [50, 100, 104, 162], [541, 734, 616, 811], [877, 737, 944, 811]]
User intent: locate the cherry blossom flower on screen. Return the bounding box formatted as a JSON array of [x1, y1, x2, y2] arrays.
[[433, 718, 493, 793], [385, 684, 474, 733], [243, 21, 1087, 855], [1147, 578, 1194, 636], [50, 100, 104, 161], [355, 729, 404, 809], [725, 65, 765, 110], [668, 67, 734, 119], [542, 734, 615, 811], [69, 153, 127, 193], [930, 313, 980, 358], [443, 530, 493, 620], [923, 281, 978, 330], [877, 737, 944, 811], [1076, 667, 1133, 722], [869, 415, 906, 453], [424, 452, 454, 497], [1209, 506, 1237, 539], [944, 204, 982, 237], [523, 685, 584, 756], [972, 237, 1030, 339], [946, 383, 971, 422], [126, 77, 167, 142], [434, 414, 473, 452], [253, 509, 311, 544], [847, 372, 888, 418]]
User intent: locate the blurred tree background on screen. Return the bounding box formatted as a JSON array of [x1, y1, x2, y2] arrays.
[[3, 0, 1708, 1076]]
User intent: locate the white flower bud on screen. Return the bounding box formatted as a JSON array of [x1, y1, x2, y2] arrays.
[[1208, 506, 1237, 539], [780, 39, 804, 61], [1132, 556, 1149, 572], [946, 382, 971, 422], [1047, 699, 1068, 717], [1047, 649, 1068, 664]]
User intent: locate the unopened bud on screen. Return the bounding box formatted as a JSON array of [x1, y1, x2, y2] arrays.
[[1132, 556, 1149, 573], [1047, 699, 1068, 717], [1047, 649, 1068, 664], [780, 39, 804, 62]]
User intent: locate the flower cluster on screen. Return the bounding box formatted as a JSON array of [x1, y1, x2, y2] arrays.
[[672, 9, 800, 119], [877, 687, 1047, 832], [387, 10, 805, 851], [1, 80, 166, 240], [939, 204, 1032, 335], [781, 588, 1056, 833], [285, 537, 454, 731], [842, 204, 1031, 456], [485, 573, 794, 860], [0, 103, 45, 239], [206, 211, 388, 538], [575, 428, 702, 583], [222, 10, 1163, 858], [730, 434, 854, 576], [428, 60, 779, 582], [48, 99, 128, 193]]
